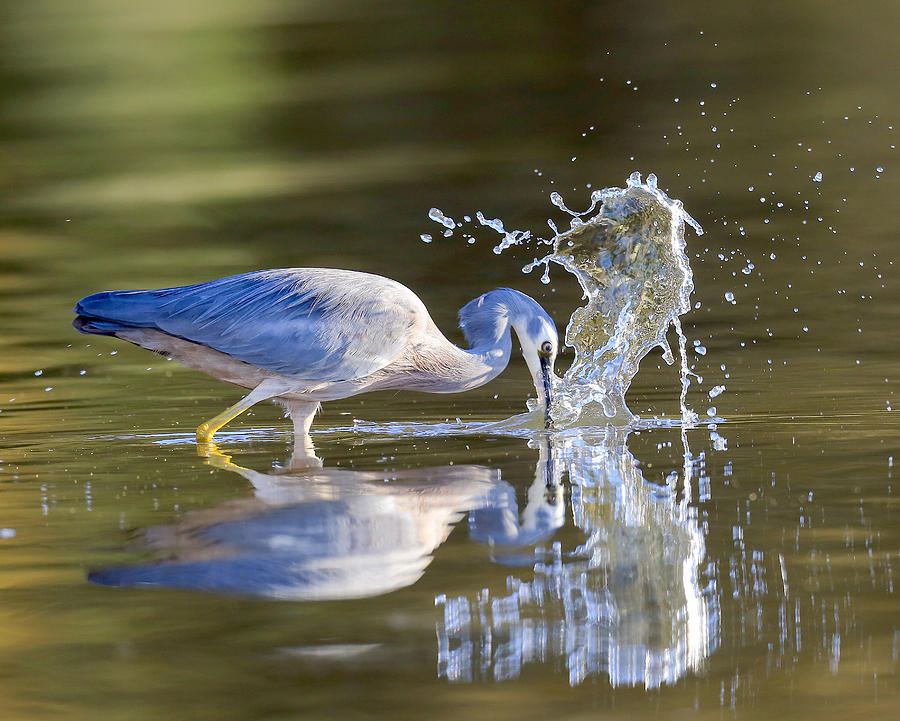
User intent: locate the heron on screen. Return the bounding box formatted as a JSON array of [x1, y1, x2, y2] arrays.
[[73, 268, 559, 442]]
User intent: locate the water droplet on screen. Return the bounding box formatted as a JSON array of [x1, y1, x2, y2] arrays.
[[709, 385, 725, 398], [475, 211, 506, 235], [428, 207, 456, 230]]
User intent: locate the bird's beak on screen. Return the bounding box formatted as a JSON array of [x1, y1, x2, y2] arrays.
[[539, 354, 553, 429]]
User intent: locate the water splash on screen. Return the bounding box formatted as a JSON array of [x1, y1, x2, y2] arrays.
[[474, 211, 533, 254], [526, 172, 703, 426], [426, 172, 703, 427]]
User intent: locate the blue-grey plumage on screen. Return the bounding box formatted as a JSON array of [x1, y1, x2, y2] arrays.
[[73, 268, 558, 441]]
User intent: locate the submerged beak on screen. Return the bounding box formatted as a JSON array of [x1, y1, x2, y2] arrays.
[[539, 354, 553, 429]]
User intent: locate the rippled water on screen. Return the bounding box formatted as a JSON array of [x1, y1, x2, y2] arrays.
[[2, 1, 899, 720]]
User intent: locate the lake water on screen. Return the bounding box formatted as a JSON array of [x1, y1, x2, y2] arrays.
[[1, 1, 898, 719]]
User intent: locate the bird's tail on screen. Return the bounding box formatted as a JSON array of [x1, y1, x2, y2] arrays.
[[72, 315, 128, 336], [72, 289, 169, 336]]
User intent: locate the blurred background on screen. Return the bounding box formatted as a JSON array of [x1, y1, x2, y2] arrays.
[[0, 1, 898, 719], [2, 0, 898, 417]]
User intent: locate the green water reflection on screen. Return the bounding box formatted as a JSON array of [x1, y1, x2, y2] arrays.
[[1, 0, 899, 719]]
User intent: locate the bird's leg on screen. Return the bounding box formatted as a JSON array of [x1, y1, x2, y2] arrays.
[[280, 400, 322, 469], [196, 378, 293, 443]]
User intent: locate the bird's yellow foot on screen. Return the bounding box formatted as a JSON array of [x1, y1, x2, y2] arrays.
[[197, 423, 215, 443], [196, 398, 257, 444]]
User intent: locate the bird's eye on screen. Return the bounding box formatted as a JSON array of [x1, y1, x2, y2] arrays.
[[540, 341, 553, 354]]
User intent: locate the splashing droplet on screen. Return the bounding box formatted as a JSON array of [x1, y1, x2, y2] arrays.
[[428, 207, 456, 231]]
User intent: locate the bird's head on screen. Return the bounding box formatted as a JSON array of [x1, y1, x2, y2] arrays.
[[507, 295, 558, 426], [459, 288, 558, 425]]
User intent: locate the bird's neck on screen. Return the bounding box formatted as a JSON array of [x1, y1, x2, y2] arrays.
[[411, 325, 512, 394], [458, 332, 513, 388]]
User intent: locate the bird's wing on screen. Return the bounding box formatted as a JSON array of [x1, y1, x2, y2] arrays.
[[75, 269, 422, 381]]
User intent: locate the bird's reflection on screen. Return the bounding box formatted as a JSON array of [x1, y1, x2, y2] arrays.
[[436, 426, 720, 688], [88, 441, 563, 601], [469, 437, 564, 553]]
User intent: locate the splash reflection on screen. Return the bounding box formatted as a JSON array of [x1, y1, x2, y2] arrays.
[[436, 428, 720, 688]]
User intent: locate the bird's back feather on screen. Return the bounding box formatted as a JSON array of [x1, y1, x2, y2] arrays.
[[73, 268, 422, 381]]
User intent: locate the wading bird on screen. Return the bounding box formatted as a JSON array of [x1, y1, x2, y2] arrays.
[[73, 268, 558, 441]]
